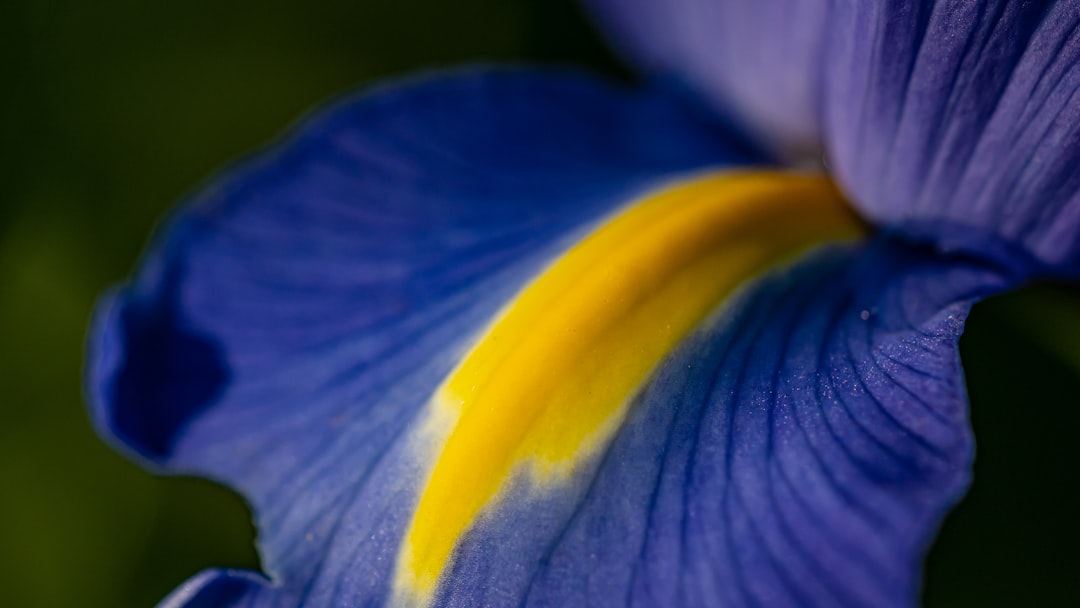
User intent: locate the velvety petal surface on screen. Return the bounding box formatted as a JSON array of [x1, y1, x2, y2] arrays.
[[586, 0, 1080, 271], [86, 69, 756, 605]]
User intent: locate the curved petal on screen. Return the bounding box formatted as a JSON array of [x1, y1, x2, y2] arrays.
[[822, 0, 1080, 273], [582, 0, 831, 156], [420, 238, 1014, 607], [585, 0, 1080, 271], [86, 69, 756, 604]]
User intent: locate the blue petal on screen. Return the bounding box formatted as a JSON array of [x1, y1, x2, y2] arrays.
[[583, 0, 831, 155], [824, 1, 1080, 272], [424, 238, 1014, 607], [86, 69, 756, 605]]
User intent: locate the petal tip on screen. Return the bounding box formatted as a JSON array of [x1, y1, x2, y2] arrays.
[[158, 569, 267, 608]]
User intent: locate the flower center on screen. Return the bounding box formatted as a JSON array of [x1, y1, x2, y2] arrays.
[[395, 170, 865, 604]]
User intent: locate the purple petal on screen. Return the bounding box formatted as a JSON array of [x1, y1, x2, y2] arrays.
[[824, 1, 1080, 273], [586, 0, 1080, 271]]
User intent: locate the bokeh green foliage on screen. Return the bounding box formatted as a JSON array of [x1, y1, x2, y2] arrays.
[[2, 1, 1078, 606]]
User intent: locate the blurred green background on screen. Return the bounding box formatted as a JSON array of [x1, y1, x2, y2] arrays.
[[3, 1, 1079, 606]]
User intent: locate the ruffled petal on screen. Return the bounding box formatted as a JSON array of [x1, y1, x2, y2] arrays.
[[86, 69, 755, 604], [823, 1, 1080, 272], [582, 0, 831, 155], [417, 237, 1014, 607]]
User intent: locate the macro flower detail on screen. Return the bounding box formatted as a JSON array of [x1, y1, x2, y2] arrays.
[[88, 2, 1078, 607]]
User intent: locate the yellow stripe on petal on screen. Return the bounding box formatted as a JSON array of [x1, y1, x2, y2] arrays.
[[395, 170, 865, 604]]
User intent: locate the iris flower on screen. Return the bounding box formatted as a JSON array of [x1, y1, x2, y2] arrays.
[[88, 2, 1080, 606]]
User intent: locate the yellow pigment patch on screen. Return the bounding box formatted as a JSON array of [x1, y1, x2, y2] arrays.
[[395, 170, 865, 604]]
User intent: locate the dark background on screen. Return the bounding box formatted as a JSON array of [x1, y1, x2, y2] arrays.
[[3, 1, 1079, 606]]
